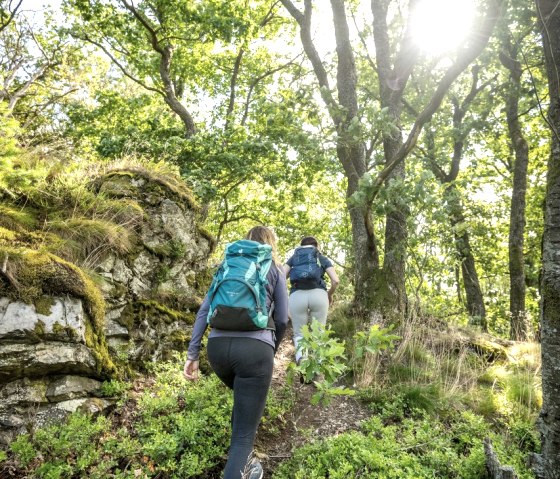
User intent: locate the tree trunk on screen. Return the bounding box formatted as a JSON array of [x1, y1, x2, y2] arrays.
[[531, 0, 560, 477], [371, 0, 415, 318], [499, 49, 529, 340], [381, 148, 408, 316], [330, 0, 381, 317], [424, 66, 489, 329], [446, 184, 487, 329]]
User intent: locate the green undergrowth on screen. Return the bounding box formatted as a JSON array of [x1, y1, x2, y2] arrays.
[[0, 295, 541, 479], [1, 356, 292, 479], [274, 409, 536, 479], [284, 307, 541, 478]]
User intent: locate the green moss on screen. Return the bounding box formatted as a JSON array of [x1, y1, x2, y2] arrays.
[[0, 246, 116, 377], [34, 296, 55, 316], [116, 300, 195, 330], [84, 320, 116, 379], [0, 204, 38, 232], [0, 226, 16, 241], [168, 329, 189, 342], [34, 319, 46, 336], [136, 300, 195, 326], [49, 321, 79, 340], [471, 339, 508, 362], [97, 168, 201, 212], [146, 240, 186, 260], [154, 264, 170, 284]]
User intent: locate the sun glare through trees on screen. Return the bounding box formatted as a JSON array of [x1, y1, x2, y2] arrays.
[[410, 0, 476, 55]]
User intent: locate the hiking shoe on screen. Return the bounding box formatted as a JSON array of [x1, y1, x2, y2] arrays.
[[246, 459, 263, 479]]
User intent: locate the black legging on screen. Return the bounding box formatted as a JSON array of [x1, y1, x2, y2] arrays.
[[207, 337, 274, 479]]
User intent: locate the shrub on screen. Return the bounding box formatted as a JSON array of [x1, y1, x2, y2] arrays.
[[6, 357, 236, 478], [273, 409, 536, 479]]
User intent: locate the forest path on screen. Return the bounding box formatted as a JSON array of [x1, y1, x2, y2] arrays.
[[257, 325, 372, 478]]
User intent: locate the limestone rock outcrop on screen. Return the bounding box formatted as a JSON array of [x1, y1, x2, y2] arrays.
[[0, 168, 214, 443]]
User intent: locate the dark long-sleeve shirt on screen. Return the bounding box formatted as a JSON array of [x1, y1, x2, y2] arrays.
[[187, 263, 288, 361]]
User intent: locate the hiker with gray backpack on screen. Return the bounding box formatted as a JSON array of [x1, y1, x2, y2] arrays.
[[284, 236, 339, 366], [183, 226, 288, 479]]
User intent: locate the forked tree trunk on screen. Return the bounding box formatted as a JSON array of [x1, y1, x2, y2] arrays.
[[282, 0, 502, 322], [531, 0, 560, 477]]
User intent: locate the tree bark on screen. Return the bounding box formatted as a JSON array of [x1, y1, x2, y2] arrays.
[[499, 48, 530, 340], [371, 0, 419, 317], [331, 0, 381, 315], [531, 0, 560, 477]]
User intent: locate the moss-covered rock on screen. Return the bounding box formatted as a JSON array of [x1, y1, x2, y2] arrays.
[[0, 246, 115, 377], [111, 299, 197, 369], [94, 168, 201, 212]]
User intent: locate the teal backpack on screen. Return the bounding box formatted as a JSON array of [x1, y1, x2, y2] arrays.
[[206, 239, 275, 331]]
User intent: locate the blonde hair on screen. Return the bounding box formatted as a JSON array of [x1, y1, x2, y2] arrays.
[[246, 225, 280, 265]]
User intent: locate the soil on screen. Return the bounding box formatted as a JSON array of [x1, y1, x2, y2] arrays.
[[255, 325, 373, 478]]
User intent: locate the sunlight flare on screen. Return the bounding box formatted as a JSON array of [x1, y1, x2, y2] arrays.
[[410, 0, 476, 55]]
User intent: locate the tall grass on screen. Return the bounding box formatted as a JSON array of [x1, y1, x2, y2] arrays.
[[0, 152, 198, 267], [339, 310, 541, 423]]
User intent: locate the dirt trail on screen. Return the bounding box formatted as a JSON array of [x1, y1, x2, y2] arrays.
[[257, 326, 372, 478]]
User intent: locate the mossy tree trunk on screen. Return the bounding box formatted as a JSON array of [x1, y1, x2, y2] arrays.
[[532, 0, 560, 477]]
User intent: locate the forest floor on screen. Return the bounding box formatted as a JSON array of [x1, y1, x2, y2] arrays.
[[255, 325, 372, 478]]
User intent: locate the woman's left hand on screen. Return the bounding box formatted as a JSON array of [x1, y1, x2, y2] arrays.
[[183, 359, 199, 380]]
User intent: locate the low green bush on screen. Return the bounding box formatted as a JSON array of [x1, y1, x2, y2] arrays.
[[6, 358, 233, 478], [273, 410, 536, 479]]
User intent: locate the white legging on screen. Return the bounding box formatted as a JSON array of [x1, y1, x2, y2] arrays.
[[289, 288, 329, 362]]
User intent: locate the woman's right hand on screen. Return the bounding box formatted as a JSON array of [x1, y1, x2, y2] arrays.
[[183, 359, 199, 381]]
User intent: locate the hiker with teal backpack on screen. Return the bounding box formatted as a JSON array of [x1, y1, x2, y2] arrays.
[[284, 236, 339, 365], [183, 226, 288, 479]]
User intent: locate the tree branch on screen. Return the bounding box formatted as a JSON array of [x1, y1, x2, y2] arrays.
[[225, 46, 245, 131], [74, 33, 164, 95], [365, 0, 504, 205], [280, 0, 340, 124], [118, 0, 197, 137], [0, 0, 23, 33], [241, 56, 300, 126]]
